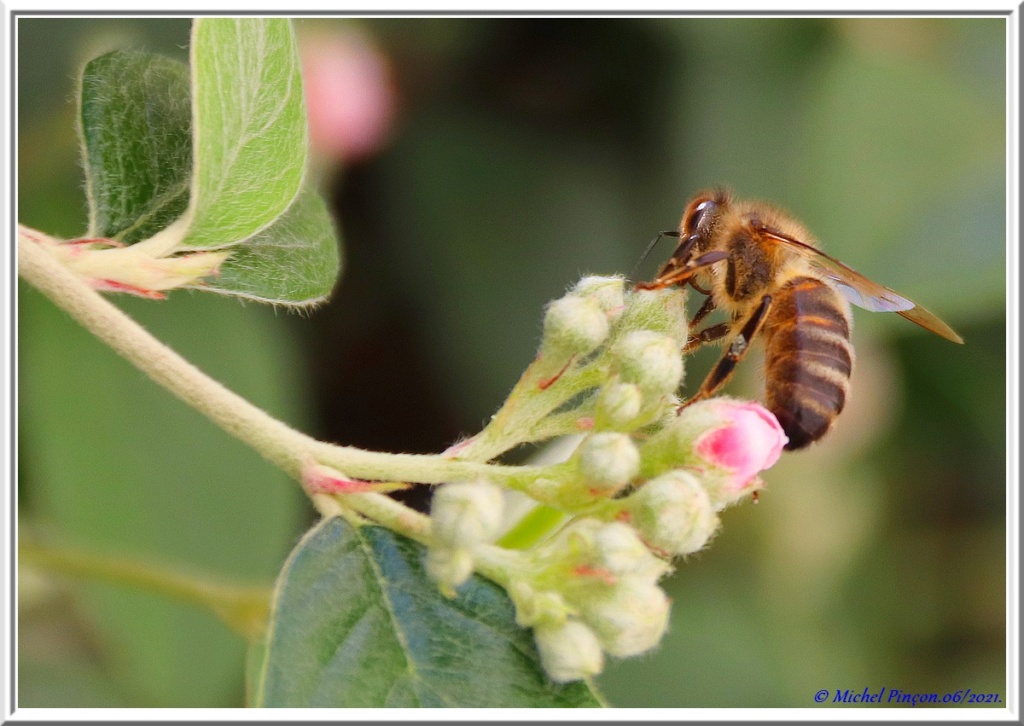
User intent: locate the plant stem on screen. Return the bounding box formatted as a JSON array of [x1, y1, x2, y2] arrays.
[[20, 539, 271, 640], [20, 231, 312, 478], [497, 505, 567, 549], [16, 230, 534, 539], [456, 356, 605, 462]]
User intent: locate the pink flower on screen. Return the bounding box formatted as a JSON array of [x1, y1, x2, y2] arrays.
[[693, 400, 787, 490], [300, 28, 396, 162]]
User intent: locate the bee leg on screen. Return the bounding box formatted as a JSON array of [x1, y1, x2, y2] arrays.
[[689, 279, 712, 296], [689, 294, 717, 328], [683, 322, 730, 354], [677, 292, 720, 354], [683, 294, 773, 406], [636, 250, 729, 290]]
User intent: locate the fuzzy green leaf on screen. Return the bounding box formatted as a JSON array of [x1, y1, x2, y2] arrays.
[[255, 517, 604, 708], [79, 50, 192, 245], [200, 184, 341, 306], [183, 18, 307, 249]]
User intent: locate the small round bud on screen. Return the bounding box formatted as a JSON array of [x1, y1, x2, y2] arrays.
[[617, 287, 689, 344], [625, 470, 719, 556], [613, 331, 684, 395], [430, 480, 505, 549], [573, 275, 627, 321], [542, 295, 610, 360], [580, 580, 671, 658], [425, 546, 474, 595], [534, 620, 605, 683], [591, 522, 670, 582], [577, 433, 640, 494], [593, 381, 644, 430]]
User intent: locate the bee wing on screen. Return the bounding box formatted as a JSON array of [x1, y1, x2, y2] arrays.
[[761, 229, 964, 344]]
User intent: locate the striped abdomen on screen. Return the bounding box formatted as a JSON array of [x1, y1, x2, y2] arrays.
[[762, 276, 854, 450]]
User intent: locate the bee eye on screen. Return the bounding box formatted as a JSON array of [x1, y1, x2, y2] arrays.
[[685, 200, 717, 234]]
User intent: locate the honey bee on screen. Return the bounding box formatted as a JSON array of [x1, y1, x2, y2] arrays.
[[637, 188, 963, 450]]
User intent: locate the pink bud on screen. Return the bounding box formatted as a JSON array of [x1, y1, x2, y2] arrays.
[[300, 28, 396, 162], [693, 400, 787, 490]]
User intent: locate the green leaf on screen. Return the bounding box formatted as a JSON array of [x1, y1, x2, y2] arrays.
[[201, 184, 341, 306], [183, 18, 308, 249], [255, 517, 604, 708], [79, 50, 192, 245]]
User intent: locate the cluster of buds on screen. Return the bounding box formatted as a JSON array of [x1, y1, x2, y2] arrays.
[[425, 276, 788, 683]]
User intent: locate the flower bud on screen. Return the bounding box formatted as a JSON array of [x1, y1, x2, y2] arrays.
[[616, 287, 689, 344], [579, 579, 670, 658], [573, 275, 626, 322], [593, 381, 644, 430], [430, 480, 505, 549], [612, 331, 684, 395], [690, 399, 787, 496], [624, 470, 719, 556], [534, 620, 605, 683], [541, 294, 610, 361], [425, 546, 474, 596], [577, 433, 640, 495], [639, 398, 786, 505], [590, 521, 670, 582]]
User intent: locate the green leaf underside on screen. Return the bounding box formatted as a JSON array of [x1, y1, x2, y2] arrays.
[[201, 184, 340, 305], [256, 518, 602, 708], [184, 18, 307, 249], [80, 51, 192, 245]]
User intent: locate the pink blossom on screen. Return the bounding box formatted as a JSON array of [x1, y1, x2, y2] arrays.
[[300, 28, 396, 162], [694, 400, 787, 490]]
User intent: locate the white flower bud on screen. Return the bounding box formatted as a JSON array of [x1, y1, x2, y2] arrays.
[[591, 522, 670, 582], [580, 580, 671, 658], [577, 433, 640, 494], [573, 275, 626, 322], [593, 381, 644, 430], [612, 331, 684, 395], [617, 287, 689, 344], [625, 470, 719, 556], [542, 295, 610, 360], [534, 620, 605, 683], [425, 546, 474, 595], [430, 480, 505, 549]]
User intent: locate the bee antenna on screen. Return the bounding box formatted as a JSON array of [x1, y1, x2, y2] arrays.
[[630, 230, 680, 280]]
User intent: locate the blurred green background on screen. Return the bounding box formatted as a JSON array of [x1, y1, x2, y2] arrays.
[[17, 16, 1006, 708]]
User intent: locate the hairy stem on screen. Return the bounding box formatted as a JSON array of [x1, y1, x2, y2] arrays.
[[17, 230, 534, 538], [20, 230, 313, 477]]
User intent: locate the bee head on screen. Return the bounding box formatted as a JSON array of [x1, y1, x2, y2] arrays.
[[681, 187, 730, 250]]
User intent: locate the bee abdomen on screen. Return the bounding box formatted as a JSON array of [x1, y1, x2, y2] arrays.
[[763, 277, 854, 450]]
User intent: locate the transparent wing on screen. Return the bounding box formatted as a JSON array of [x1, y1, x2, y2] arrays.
[[761, 229, 964, 344]]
